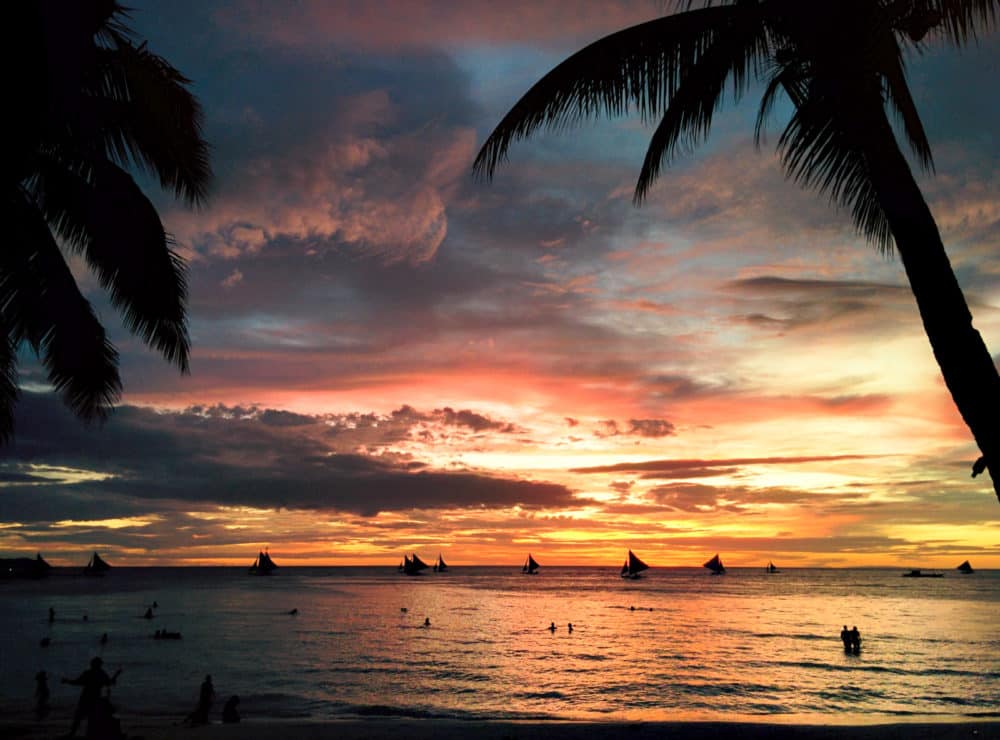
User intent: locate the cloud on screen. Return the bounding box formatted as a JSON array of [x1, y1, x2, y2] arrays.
[[212, 1, 667, 52], [0, 394, 574, 521], [572, 454, 875, 478]]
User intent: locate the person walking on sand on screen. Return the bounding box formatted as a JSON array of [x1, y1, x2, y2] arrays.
[[61, 657, 121, 737]]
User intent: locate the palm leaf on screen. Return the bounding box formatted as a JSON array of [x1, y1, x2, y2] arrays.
[[87, 40, 211, 206], [2, 188, 121, 421], [636, 8, 770, 201], [28, 152, 190, 372], [474, 5, 749, 180]]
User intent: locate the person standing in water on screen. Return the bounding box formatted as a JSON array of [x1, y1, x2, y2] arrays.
[[186, 674, 215, 725], [61, 657, 121, 737], [34, 670, 50, 720]]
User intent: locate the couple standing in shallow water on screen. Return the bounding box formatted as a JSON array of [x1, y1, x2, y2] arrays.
[[840, 625, 862, 653]]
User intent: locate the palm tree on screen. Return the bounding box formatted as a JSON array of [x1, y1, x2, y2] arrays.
[[2, 1, 210, 440], [475, 0, 1000, 502]]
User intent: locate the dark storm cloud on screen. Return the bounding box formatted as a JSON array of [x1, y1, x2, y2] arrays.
[[0, 394, 574, 521]]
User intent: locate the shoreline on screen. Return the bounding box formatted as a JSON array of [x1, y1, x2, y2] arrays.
[[5, 716, 998, 740]]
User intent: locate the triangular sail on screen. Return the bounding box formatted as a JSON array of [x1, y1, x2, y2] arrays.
[[86, 552, 111, 572], [957, 560, 974, 574], [404, 553, 430, 575], [620, 559, 629, 577], [703, 553, 725, 574], [627, 550, 649, 575], [523, 554, 539, 574], [436, 554, 448, 572], [767, 561, 779, 573]]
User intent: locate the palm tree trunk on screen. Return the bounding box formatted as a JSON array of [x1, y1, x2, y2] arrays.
[[861, 106, 1000, 502]]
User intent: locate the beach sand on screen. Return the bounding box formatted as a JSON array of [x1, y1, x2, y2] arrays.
[[4, 717, 999, 740]]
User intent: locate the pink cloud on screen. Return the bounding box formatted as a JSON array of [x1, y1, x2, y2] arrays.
[[213, 1, 666, 52]]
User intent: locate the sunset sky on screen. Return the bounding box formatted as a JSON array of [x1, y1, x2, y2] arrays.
[[4, 1, 1000, 568]]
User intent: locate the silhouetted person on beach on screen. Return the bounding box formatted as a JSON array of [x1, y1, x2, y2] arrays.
[[186, 674, 214, 725], [548, 622, 556, 632], [849, 626, 861, 653], [568, 623, 574, 633], [62, 657, 121, 737], [222, 695, 240, 724], [424, 617, 431, 627], [840, 625, 851, 651], [49, 607, 55, 623], [100, 633, 108, 645], [35, 670, 50, 720]]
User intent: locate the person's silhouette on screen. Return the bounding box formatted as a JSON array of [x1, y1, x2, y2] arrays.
[[222, 695, 240, 724], [186, 674, 214, 725], [849, 625, 861, 653], [61, 657, 120, 737], [34, 670, 50, 720]]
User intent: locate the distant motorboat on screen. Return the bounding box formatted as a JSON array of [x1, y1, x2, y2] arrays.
[[522, 553, 540, 575], [957, 560, 975, 574], [620, 550, 649, 579], [434, 553, 448, 573], [902, 569, 943, 578], [0, 553, 51, 580], [84, 552, 111, 577], [766, 561, 780, 574], [704, 554, 725, 575], [402, 554, 430, 575], [249, 550, 278, 576]]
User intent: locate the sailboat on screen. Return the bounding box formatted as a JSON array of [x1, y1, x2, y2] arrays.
[[522, 553, 540, 575], [703, 553, 725, 575], [248, 550, 278, 575], [957, 560, 975, 574], [766, 561, 780, 574], [84, 551, 111, 576], [1, 553, 51, 579], [434, 553, 448, 572], [620, 550, 649, 579], [403, 553, 430, 575]]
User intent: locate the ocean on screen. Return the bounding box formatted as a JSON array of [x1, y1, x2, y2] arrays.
[[1, 566, 997, 724]]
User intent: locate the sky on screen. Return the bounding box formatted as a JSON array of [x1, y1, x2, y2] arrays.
[[5, 1, 1000, 568]]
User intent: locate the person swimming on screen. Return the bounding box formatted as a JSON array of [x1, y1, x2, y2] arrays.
[[548, 622, 556, 632], [568, 623, 574, 633], [423, 617, 431, 627]]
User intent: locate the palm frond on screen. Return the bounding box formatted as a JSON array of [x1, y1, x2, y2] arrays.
[[473, 5, 751, 180], [636, 11, 770, 202], [88, 40, 212, 206], [30, 152, 191, 373], [777, 77, 893, 252], [0, 322, 19, 444], [927, 0, 1000, 43], [3, 189, 121, 421], [881, 40, 934, 172]]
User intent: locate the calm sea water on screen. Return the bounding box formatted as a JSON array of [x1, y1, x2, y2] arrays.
[[1, 566, 998, 724]]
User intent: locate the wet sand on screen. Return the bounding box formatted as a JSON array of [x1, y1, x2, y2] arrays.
[[4, 717, 998, 740]]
